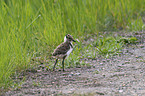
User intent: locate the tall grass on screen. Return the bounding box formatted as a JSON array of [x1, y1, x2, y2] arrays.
[[0, 0, 145, 89]]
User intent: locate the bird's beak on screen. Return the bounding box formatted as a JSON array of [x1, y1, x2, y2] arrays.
[[72, 39, 76, 42]]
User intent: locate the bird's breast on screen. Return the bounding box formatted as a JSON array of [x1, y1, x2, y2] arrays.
[[66, 45, 73, 56]]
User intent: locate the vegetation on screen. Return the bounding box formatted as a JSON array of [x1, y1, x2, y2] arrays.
[[0, 0, 145, 90]]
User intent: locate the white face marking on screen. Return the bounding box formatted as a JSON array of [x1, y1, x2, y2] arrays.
[[64, 36, 73, 43], [64, 36, 67, 42]]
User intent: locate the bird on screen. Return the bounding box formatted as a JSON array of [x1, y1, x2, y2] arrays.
[[52, 34, 76, 71]]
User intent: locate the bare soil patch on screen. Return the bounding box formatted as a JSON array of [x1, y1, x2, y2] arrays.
[[3, 32, 145, 96]]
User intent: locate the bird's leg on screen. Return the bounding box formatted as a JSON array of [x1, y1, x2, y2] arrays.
[[62, 56, 66, 71], [53, 59, 58, 71]]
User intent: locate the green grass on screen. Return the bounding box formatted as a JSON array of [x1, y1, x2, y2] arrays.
[[0, 0, 145, 90]]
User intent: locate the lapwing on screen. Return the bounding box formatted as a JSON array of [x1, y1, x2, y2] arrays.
[[52, 34, 76, 71]]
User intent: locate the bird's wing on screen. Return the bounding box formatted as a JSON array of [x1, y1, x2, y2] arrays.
[[52, 42, 70, 56]]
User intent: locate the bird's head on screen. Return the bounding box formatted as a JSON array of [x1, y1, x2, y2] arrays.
[[64, 34, 76, 42]]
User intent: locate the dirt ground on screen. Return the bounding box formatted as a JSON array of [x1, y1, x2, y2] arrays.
[[3, 32, 145, 96]]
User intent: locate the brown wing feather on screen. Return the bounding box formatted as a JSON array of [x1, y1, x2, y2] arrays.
[[52, 42, 70, 56]]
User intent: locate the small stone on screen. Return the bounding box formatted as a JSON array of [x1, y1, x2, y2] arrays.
[[139, 44, 144, 48], [119, 90, 123, 93], [100, 63, 103, 65], [139, 88, 142, 90], [135, 56, 142, 58], [75, 73, 81, 75], [37, 70, 42, 72], [125, 61, 130, 64], [69, 72, 74, 76], [106, 59, 110, 62], [68, 74, 73, 77], [103, 75, 105, 77], [97, 59, 100, 62], [102, 60, 106, 62], [122, 84, 126, 86]]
